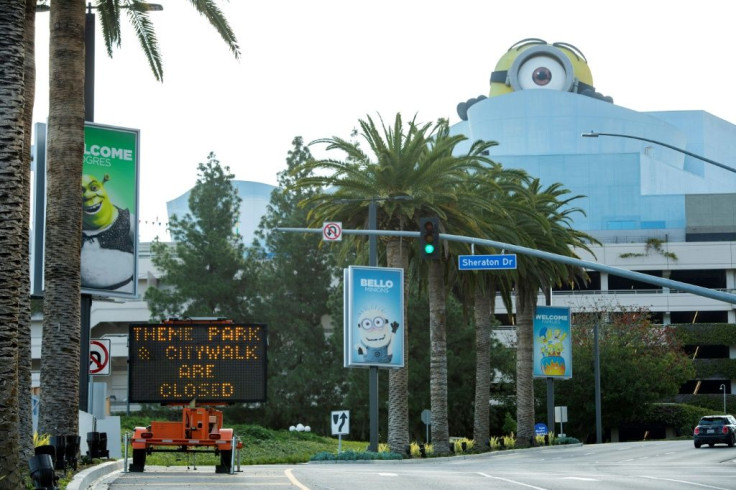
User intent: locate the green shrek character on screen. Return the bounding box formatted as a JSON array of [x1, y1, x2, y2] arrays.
[[81, 173, 135, 292]]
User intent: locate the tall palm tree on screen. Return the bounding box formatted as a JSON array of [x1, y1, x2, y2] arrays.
[[0, 1, 28, 485], [39, 0, 87, 438], [292, 113, 494, 453], [511, 178, 596, 446], [416, 136, 506, 455], [39, 0, 240, 437], [18, 0, 39, 465], [450, 164, 531, 446]]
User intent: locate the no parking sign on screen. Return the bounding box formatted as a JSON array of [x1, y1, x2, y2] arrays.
[[89, 338, 111, 376]]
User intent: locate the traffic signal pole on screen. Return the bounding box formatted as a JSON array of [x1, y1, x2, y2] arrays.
[[367, 200, 379, 452], [275, 227, 736, 305], [276, 226, 736, 447]]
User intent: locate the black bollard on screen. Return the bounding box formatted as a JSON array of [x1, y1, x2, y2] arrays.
[[49, 436, 66, 470], [29, 454, 58, 489], [65, 435, 80, 471], [99, 432, 109, 458], [86, 432, 100, 459]]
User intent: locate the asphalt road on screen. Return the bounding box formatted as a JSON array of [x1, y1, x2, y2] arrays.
[[93, 440, 736, 489]]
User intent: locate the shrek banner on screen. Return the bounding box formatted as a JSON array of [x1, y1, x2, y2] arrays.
[[344, 266, 404, 368], [81, 123, 139, 297], [533, 306, 572, 379]]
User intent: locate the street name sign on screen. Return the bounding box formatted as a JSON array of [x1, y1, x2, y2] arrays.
[[458, 254, 517, 271]]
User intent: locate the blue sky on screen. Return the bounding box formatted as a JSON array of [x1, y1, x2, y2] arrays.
[[32, 0, 736, 241]]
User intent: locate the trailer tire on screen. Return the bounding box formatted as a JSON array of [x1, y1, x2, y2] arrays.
[[129, 449, 146, 472], [215, 450, 232, 473]]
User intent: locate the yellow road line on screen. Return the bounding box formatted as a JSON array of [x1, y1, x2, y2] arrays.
[[285, 468, 310, 490]]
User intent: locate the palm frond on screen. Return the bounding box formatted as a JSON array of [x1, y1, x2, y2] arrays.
[[125, 2, 163, 81], [185, 0, 241, 59]]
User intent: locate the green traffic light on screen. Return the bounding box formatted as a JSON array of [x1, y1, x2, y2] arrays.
[[424, 243, 435, 254]]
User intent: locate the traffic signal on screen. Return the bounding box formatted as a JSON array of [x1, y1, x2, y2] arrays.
[[419, 217, 440, 260]]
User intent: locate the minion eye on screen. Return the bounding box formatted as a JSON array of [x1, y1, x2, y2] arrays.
[[360, 318, 373, 329], [517, 55, 567, 91], [373, 317, 385, 328], [507, 45, 576, 93]]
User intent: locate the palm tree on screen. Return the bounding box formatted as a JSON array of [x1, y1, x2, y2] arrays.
[[0, 2, 29, 485], [18, 0, 39, 466], [450, 164, 530, 446], [292, 113, 495, 453], [39, 0, 88, 438], [38, 0, 240, 437], [416, 138, 508, 455], [511, 178, 596, 446]]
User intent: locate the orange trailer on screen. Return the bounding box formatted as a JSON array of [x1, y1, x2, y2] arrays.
[[127, 318, 267, 473]]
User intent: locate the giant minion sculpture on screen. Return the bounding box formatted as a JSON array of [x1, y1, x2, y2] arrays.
[[458, 38, 612, 120]]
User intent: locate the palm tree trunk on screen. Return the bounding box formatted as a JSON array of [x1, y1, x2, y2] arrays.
[[0, 1, 27, 485], [386, 239, 410, 453], [39, 0, 86, 437], [473, 284, 492, 445], [428, 260, 450, 454], [18, 0, 38, 464], [515, 283, 537, 447]]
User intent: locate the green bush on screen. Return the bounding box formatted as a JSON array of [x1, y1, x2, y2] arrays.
[[502, 412, 517, 435], [642, 403, 713, 436], [672, 395, 734, 414], [553, 436, 580, 445], [671, 323, 736, 346], [310, 450, 403, 461], [693, 359, 736, 379]]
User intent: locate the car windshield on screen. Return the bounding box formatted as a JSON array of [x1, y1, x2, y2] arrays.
[[700, 418, 726, 425]]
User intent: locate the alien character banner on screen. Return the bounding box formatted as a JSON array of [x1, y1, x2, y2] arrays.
[[81, 123, 139, 297], [344, 266, 405, 368], [533, 306, 573, 379]]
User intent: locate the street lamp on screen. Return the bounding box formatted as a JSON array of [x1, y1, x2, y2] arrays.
[[80, 1, 162, 411], [721, 384, 727, 414], [334, 194, 411, 452], [85, 2, 163, 121], [581, 131, 736, 174], [582, 130, 736, 441]]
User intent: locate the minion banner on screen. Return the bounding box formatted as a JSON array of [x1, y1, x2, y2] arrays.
[[81, 123, 139, 298], [344, 266, 404, 368], [533, 306, 572, 379]]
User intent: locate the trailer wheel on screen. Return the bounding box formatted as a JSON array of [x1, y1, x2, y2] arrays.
[[129, 449, 146, 472], [215, 450, 232, 473]]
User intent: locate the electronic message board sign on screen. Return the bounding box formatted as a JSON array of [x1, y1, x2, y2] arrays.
[[128, 322, 267, 404]]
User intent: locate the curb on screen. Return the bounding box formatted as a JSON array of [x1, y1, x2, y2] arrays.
[[66, 460, 123, 490]]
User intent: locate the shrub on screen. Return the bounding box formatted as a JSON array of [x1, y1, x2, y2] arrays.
[[534, 433, 555, 446], [409, 441, 432, 457], [553, 436, 580, 445], [452, 438, 474, 453], [502, 433, 516, 449], [33, 432, 50, 447], [310, 450, 403, 461], [502, 412, 517, 435], [641, 403, 711, 436]]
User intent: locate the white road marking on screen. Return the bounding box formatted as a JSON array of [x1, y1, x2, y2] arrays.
[[478, 472, 547, 489], [379, 473, 398, 477], [641, 475, 730, 490]]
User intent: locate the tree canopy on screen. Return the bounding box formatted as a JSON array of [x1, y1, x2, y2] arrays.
[[145, 152, 249, 320], [546, 306, 695, 442]]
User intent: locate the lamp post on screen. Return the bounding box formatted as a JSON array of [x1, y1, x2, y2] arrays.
[[583, 130, 736, 441], [79, 1, 162, 411], [581, 131, 736, 174], [721, 384, 727, 414], [335, 195, 411, 452]]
